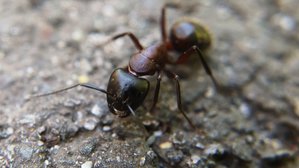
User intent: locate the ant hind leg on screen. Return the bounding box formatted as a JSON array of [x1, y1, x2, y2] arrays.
[[163, 69, 196, 130], [160, 3, 179, 42], [176, 46, 219, 89]]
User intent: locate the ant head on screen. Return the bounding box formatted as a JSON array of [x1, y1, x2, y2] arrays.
[[106, 68, 150, 117], [169, 19, 212, 53]]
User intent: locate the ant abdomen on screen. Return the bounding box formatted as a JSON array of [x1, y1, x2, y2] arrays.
[[170, 19, 212, 53]]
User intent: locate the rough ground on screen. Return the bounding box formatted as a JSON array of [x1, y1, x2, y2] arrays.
[[0, 0, 298, 167]]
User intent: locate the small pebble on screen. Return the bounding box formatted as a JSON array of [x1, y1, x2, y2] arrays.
[[84, 118, 99, 130], [72, 29, 84, 42], [153, 130, 163, 137], [91, 104, 101, 116], [74, 111, 85, 127], [142, 119, 159, 129], [261, 149, 295, 164], [102, 126, 111, 132], [65, 123, 79, 138], [147, 150, 157, 159], [146, 134, 156, 146], [80, 141, 96, 156], [204, 144, 226, 156], [0, 126, 13, 139], [159, 141, 173, 149], [64, 99, 81, 107], [195, 142, 205, 149], [191, 155, 202, 164], [44, 160, 50, 166], [171, 132, 186, 145], [37, 141, 44, 146], [239, 102, 252, 118], [18, 146, 34, 161], [19, 115, 36, 125], [272, 13, 296, 31], [166, 150, 184, 164], [139, 156, 146, 166], [78, 75, 89, 84], [37, 126, 46, 134], [205, 87, 215, 97], [81, 161, 93, 168], [116, 156, 121, 162], [91, 104, 107, 117]]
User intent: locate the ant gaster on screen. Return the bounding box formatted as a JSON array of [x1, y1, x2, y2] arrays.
[[33, 4, 218, 130]]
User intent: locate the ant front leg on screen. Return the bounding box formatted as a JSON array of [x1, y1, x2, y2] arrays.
[[150, 71, 162, 113], [177, 46, 219, 89], [106, 32, 144, 51], [163, 69, 196, 130]]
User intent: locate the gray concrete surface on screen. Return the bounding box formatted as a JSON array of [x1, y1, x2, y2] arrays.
[[0, 0, 298, 167]]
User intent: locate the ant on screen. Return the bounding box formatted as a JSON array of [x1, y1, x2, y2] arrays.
[[32, 3, 218, 131]]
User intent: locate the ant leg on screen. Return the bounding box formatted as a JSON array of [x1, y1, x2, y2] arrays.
[[30, 83, 109, 99], [105, 32, 144, 51], [177, 46, 219, 89], [163, 69, 196, 130], [160, 3, 179, 42], [150, 71, 162, 113]]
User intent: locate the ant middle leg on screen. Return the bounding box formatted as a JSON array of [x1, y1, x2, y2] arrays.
[[163, 69, 196, 130], [105, 32, 144, 51], [176, 45, 219, 89]]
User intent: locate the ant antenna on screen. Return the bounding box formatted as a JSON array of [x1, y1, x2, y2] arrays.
[[30, 83, 110, 99], [126, 104, 150, 138]]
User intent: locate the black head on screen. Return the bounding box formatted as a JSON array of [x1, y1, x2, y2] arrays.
[[106, 68, 150, 117]]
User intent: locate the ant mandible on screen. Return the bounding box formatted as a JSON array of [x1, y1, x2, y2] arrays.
[[33, 3, 218, 130]]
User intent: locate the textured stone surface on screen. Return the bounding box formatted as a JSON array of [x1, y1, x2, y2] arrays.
[[0, 0, 298, 167]]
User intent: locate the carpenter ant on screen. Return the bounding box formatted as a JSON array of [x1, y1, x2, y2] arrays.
[[32, 4, 218, 131]]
